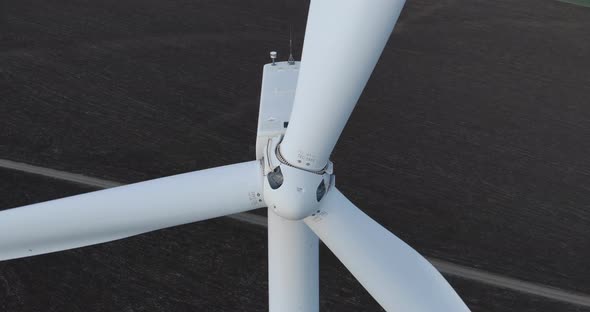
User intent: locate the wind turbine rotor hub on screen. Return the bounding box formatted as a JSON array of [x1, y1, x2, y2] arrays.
[[262, 136, 334, 220]]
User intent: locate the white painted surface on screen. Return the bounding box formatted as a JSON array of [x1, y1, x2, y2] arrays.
[[268, 209, 319, 312], [255, 61, 300, 160], [305, 188, 470, 311], [0, 161, 265, 261], [2, 159, 590, 307], [281, 0, 406, 171]]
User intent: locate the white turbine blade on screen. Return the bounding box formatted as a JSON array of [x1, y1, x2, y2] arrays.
[[281, 0, 405, 171], [0, 161, 264, 261], [305, 189, 470, 312]]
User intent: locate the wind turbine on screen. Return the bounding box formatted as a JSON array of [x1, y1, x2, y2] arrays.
[[0, 0, 470, 311]]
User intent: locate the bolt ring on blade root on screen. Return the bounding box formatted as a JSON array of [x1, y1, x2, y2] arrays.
[[275, 142, 329, 175]]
